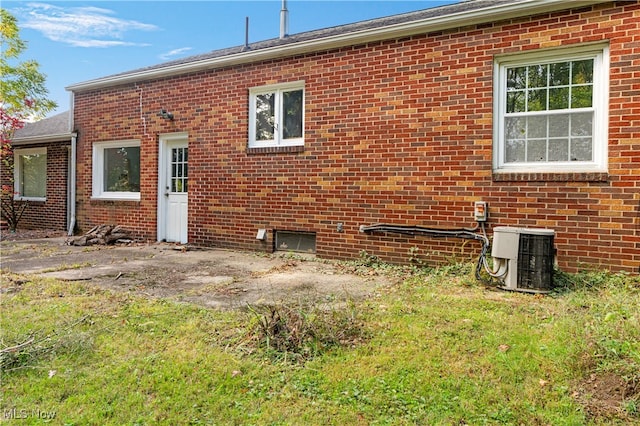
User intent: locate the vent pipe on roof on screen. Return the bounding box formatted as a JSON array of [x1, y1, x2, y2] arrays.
[[280, 0, 289, 39], [242, 16, 250, 51]]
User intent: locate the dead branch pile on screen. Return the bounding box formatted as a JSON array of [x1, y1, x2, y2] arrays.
[[66, 224, 132, 246], [1, 314, 93, 373]]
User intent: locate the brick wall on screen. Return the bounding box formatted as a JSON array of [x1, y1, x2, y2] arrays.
[[73, 1, 640, 273], [1, 141, 69, 231]]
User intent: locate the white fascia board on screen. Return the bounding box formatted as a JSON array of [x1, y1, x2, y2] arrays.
[[11, 133, 73, 145], [66, 0, 605, 93]]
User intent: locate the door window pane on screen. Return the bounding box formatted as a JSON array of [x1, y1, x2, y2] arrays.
[[171, 147, 188, 193]]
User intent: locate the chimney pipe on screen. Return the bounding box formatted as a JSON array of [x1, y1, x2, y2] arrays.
[[279, 0, 289, 39]]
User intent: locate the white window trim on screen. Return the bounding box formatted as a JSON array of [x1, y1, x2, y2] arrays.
[[13, 147, 47, 201], [248, 81, 305, 148], [493, 43, 609, 174], [92, 140, 141, 201]]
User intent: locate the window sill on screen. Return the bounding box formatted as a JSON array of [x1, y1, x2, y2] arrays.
[[247, 145, 304, 155], [14, 197, 46, 202], [90, 196, 141, 202], [492, 171, 608, 182]]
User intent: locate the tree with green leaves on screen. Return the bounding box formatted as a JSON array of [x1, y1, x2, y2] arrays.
[[1, 8, 56, 118], [1, 8, 56, 231]]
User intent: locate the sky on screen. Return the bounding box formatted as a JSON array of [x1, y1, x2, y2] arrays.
[[4, 0, 457, 117]]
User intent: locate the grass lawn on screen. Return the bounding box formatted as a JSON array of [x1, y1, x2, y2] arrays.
[[1, 261, 639, 425]]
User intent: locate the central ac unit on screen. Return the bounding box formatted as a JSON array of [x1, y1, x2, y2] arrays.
[[491, 227, 555, 293]]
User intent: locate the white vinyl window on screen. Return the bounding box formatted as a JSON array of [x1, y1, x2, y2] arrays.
[[92, 140, 141, 200], [14, 147, 47, 201], [249, 81, 304, 148], [494, 45, 608, 173]]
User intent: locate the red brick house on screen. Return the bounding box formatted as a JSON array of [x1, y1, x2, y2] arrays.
[[66, 0, 639, 273], [2, 111, 74, 232]]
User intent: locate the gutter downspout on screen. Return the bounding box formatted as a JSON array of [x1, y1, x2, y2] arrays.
[[68, 91, 77, 236], [68, 131, 77, 236]]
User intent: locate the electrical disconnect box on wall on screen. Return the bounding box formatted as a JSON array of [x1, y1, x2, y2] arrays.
[[474, 201, 488, 222]]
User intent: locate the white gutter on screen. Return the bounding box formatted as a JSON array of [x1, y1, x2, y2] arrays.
[[11, 133, 73, 145], [66, 0, 605, 93]]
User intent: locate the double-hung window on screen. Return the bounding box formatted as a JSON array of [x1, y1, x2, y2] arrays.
[[494, 45, 608, 173], [14, 147, 47, 201], [249, 82, 304, 148], [92, 140, 141, 200]]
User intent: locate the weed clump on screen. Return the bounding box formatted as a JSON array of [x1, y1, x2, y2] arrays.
[[338, 250, 432, 279], [245, 301, 368, 363], [553, 268, 640, 292]]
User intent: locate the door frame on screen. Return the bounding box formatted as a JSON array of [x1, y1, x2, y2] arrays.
[[157, 132, 189, 242]]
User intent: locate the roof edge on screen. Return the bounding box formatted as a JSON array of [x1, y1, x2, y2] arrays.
[[66, 0, 605, 93], [11, 133, 74, 145]]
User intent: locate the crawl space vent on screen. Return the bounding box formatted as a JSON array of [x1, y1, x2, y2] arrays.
[[275, 231, 316, 253]]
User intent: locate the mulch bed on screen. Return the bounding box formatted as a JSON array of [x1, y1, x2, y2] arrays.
[[0, 229, 68, 242]]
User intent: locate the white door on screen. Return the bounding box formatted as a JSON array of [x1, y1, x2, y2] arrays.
[[162, 139, 188, 243]]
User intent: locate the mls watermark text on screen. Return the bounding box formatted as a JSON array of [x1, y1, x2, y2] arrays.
[[3, 407, 57, 420]]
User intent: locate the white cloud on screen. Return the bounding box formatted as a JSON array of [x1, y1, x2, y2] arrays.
[[15, 3, 158, 48], [159, 47, 193, 60]]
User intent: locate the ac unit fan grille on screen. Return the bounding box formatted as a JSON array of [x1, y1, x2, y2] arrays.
[[517, 233, 554, 291]]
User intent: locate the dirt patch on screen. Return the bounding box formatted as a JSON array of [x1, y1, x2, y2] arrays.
[[1, 228, 67, 241], [574, 372, 640, 422], [0, 236, 391, 310]]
